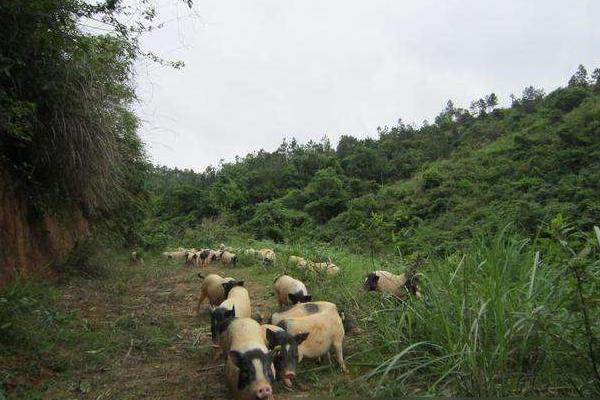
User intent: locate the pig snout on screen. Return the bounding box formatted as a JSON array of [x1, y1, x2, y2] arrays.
[[284, 370, 296, 379], [255, 384, 272, 399], [283, 370, 296, 387]]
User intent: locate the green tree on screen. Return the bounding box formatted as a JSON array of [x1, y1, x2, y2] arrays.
[[568, 64, 590, 87], [303, 168, 350, 223], [485, 93, 498, 110], [0, 0, 190, 216], [341, 145, 388, 182], [209, 179, 247, 212], [592, 68, 600, 92], [244, 200, 311, 242]]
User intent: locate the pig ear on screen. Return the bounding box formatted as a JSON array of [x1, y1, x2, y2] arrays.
[[224, 306, 235, 318], [372, 275, 380, 283], [265, 328, 279, 349], [229, 350, 243, 367], [288, 293, 297, 303], [304, 295, 312, 302], [295, 332, 310, 345], [236, 280, 245, 287]]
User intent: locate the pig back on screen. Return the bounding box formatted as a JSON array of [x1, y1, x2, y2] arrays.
[[271, 301, 337, 325], [279, 308, 344, 359]]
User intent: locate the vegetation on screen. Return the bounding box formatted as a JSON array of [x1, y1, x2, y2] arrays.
[[133, 65, 600, 396], [0, 0, 193, 246], [0, 252, 194, 399], [143, 65, 600, 256], [2, 224, 598, 397], [1, 0, 599, 396]]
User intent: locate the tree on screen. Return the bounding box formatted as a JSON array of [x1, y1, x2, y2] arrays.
[[568, 64, 589, 87], [0, 0, 191, 214], [485, 93, 498, 110], [341, 145, 388, 182], [444, 100, 456, 115], [209, 179, 247, 212], [470, 98, 488, 117], [592, 68, 600, 91], [336, 135, 359, 158], [519, 86, 546, 112], [243, 201, 311, 242], [303, 168, 350, 223]]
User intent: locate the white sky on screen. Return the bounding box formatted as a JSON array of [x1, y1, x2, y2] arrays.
[[133, 0, 600, 171]]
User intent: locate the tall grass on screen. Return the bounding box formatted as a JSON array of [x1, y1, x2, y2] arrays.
[[1, 1, 142, 213], [357, 228, 600, 396]]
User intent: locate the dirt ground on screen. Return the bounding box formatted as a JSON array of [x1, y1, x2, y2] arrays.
[[44, 262, 334, 400]]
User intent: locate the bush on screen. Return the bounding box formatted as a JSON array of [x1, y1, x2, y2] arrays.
[[244, 200, 313, 242]]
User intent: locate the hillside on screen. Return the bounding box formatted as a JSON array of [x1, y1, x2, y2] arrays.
[[144, 67, 600, 254], [1, 2, 599, 395]]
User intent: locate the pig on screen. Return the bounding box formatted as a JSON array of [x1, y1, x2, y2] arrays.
[[197, 273, 236, 309], [209, 249, 221, 263], [224, 318, 275, 400], [288, 255, 307, 268], [277, 305, 347, 373], [221, 251, 239, 266], [270, 301, 338, 326], [185, 251, 199, 267], [310, 261, 340, 275], [272, 302, 358, 336], [130, 251, 143, 266], [210, 283, 252, 346], [197, 249, 211, 266], [261, 324, 309, 387], [259, 249, 276, 264], [162, 250, 187, 260], [363, 270, 422, 299], [273, 275, 311, 309], [220, 243, 236, 252], [244, 248, 258, 257]]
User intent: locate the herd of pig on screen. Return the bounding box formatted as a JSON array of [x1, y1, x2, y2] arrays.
[[161, 244, 422, 400]]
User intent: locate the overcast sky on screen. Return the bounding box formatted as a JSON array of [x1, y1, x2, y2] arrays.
[[134, 0, 600, 171]]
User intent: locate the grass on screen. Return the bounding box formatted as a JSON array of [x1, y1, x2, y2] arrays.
[[0, 251, 193, 399], [1, 227, 599, 398], [219, 227, 600, 396]]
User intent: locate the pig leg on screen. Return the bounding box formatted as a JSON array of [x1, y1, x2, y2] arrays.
[[333, 340, 347, 373], [318, 352, 332, 364]]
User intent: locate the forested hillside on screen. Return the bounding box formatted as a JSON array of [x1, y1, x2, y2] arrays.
[[1, 1, 599, 397], [144, 66, 600, 254]]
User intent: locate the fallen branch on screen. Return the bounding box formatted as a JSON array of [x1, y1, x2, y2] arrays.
[[197, 364, 224, 372], [123, 339, 134, 361]]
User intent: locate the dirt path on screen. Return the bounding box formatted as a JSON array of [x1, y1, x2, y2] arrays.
[[49, 262, 315, 399]]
